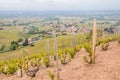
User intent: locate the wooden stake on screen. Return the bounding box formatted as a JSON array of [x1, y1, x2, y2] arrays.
[[53, 32, 60, 80], [17, 47, 22, 77], [92, 19, 97, 64]]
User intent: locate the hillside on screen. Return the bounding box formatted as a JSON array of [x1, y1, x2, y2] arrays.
[[0, 41, 120, 80], [0, 30, 21, 46], [0, 34, 86, 61]]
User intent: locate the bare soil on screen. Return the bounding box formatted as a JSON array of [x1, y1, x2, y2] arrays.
[[0, 41, 120, 80]]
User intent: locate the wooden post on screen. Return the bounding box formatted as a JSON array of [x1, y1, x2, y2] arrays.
[[17, 67, 22, 77], [25, 49, 29, 69], [92, 19, 97, 64], [17, 47, 22, 77], [53, 32, 60, 80]]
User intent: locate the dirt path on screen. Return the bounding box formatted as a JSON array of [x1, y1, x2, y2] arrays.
[[0, 41, 120, 80]]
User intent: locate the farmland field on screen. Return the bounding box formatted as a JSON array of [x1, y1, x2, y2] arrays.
[[0, 30, 21, 45]]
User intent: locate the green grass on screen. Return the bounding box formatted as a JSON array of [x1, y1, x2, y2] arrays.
[[0, 34, 87, 61], [0, 30, 22, 46]]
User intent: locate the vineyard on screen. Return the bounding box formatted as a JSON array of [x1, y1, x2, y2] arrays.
[[0, 19, 120, 80]]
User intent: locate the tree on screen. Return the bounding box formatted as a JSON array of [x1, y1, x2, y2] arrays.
[[10, 41, 18, 50], [17, 38, 23, 43], [23, 38, 29, 46], [10, 44, 18, 50]]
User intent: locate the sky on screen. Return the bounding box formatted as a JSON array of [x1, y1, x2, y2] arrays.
[[0, 0, 119, 11]]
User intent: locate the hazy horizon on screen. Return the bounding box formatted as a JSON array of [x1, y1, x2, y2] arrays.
[[0, 0, 120, 11], [0, 10, 120, 18]]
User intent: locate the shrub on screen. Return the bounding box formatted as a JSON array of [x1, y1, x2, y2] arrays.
[[97, 37, 112, 46], [0, 61, 5, 73], [83, 56, 92, 64], [43, 57, 50, 67], [84, 43, 92, 55], [50, 50, 56, 60], [47, 70, 55, 80], [58, 49, 64, 64], [75, 45, 81, 52], [25, 58, 40, 77], [100, 42, 109, 51], [1, 61, 18, 75], [58, 49, 67, 64], [83, 43, 92, 64], [65, 48, 75, 59], [0, 60, 19, 75], [29, 58, 41, 68]]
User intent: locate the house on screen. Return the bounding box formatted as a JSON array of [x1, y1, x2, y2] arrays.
[[66, 26, 78, 33], [0, 27, 3, 30]]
